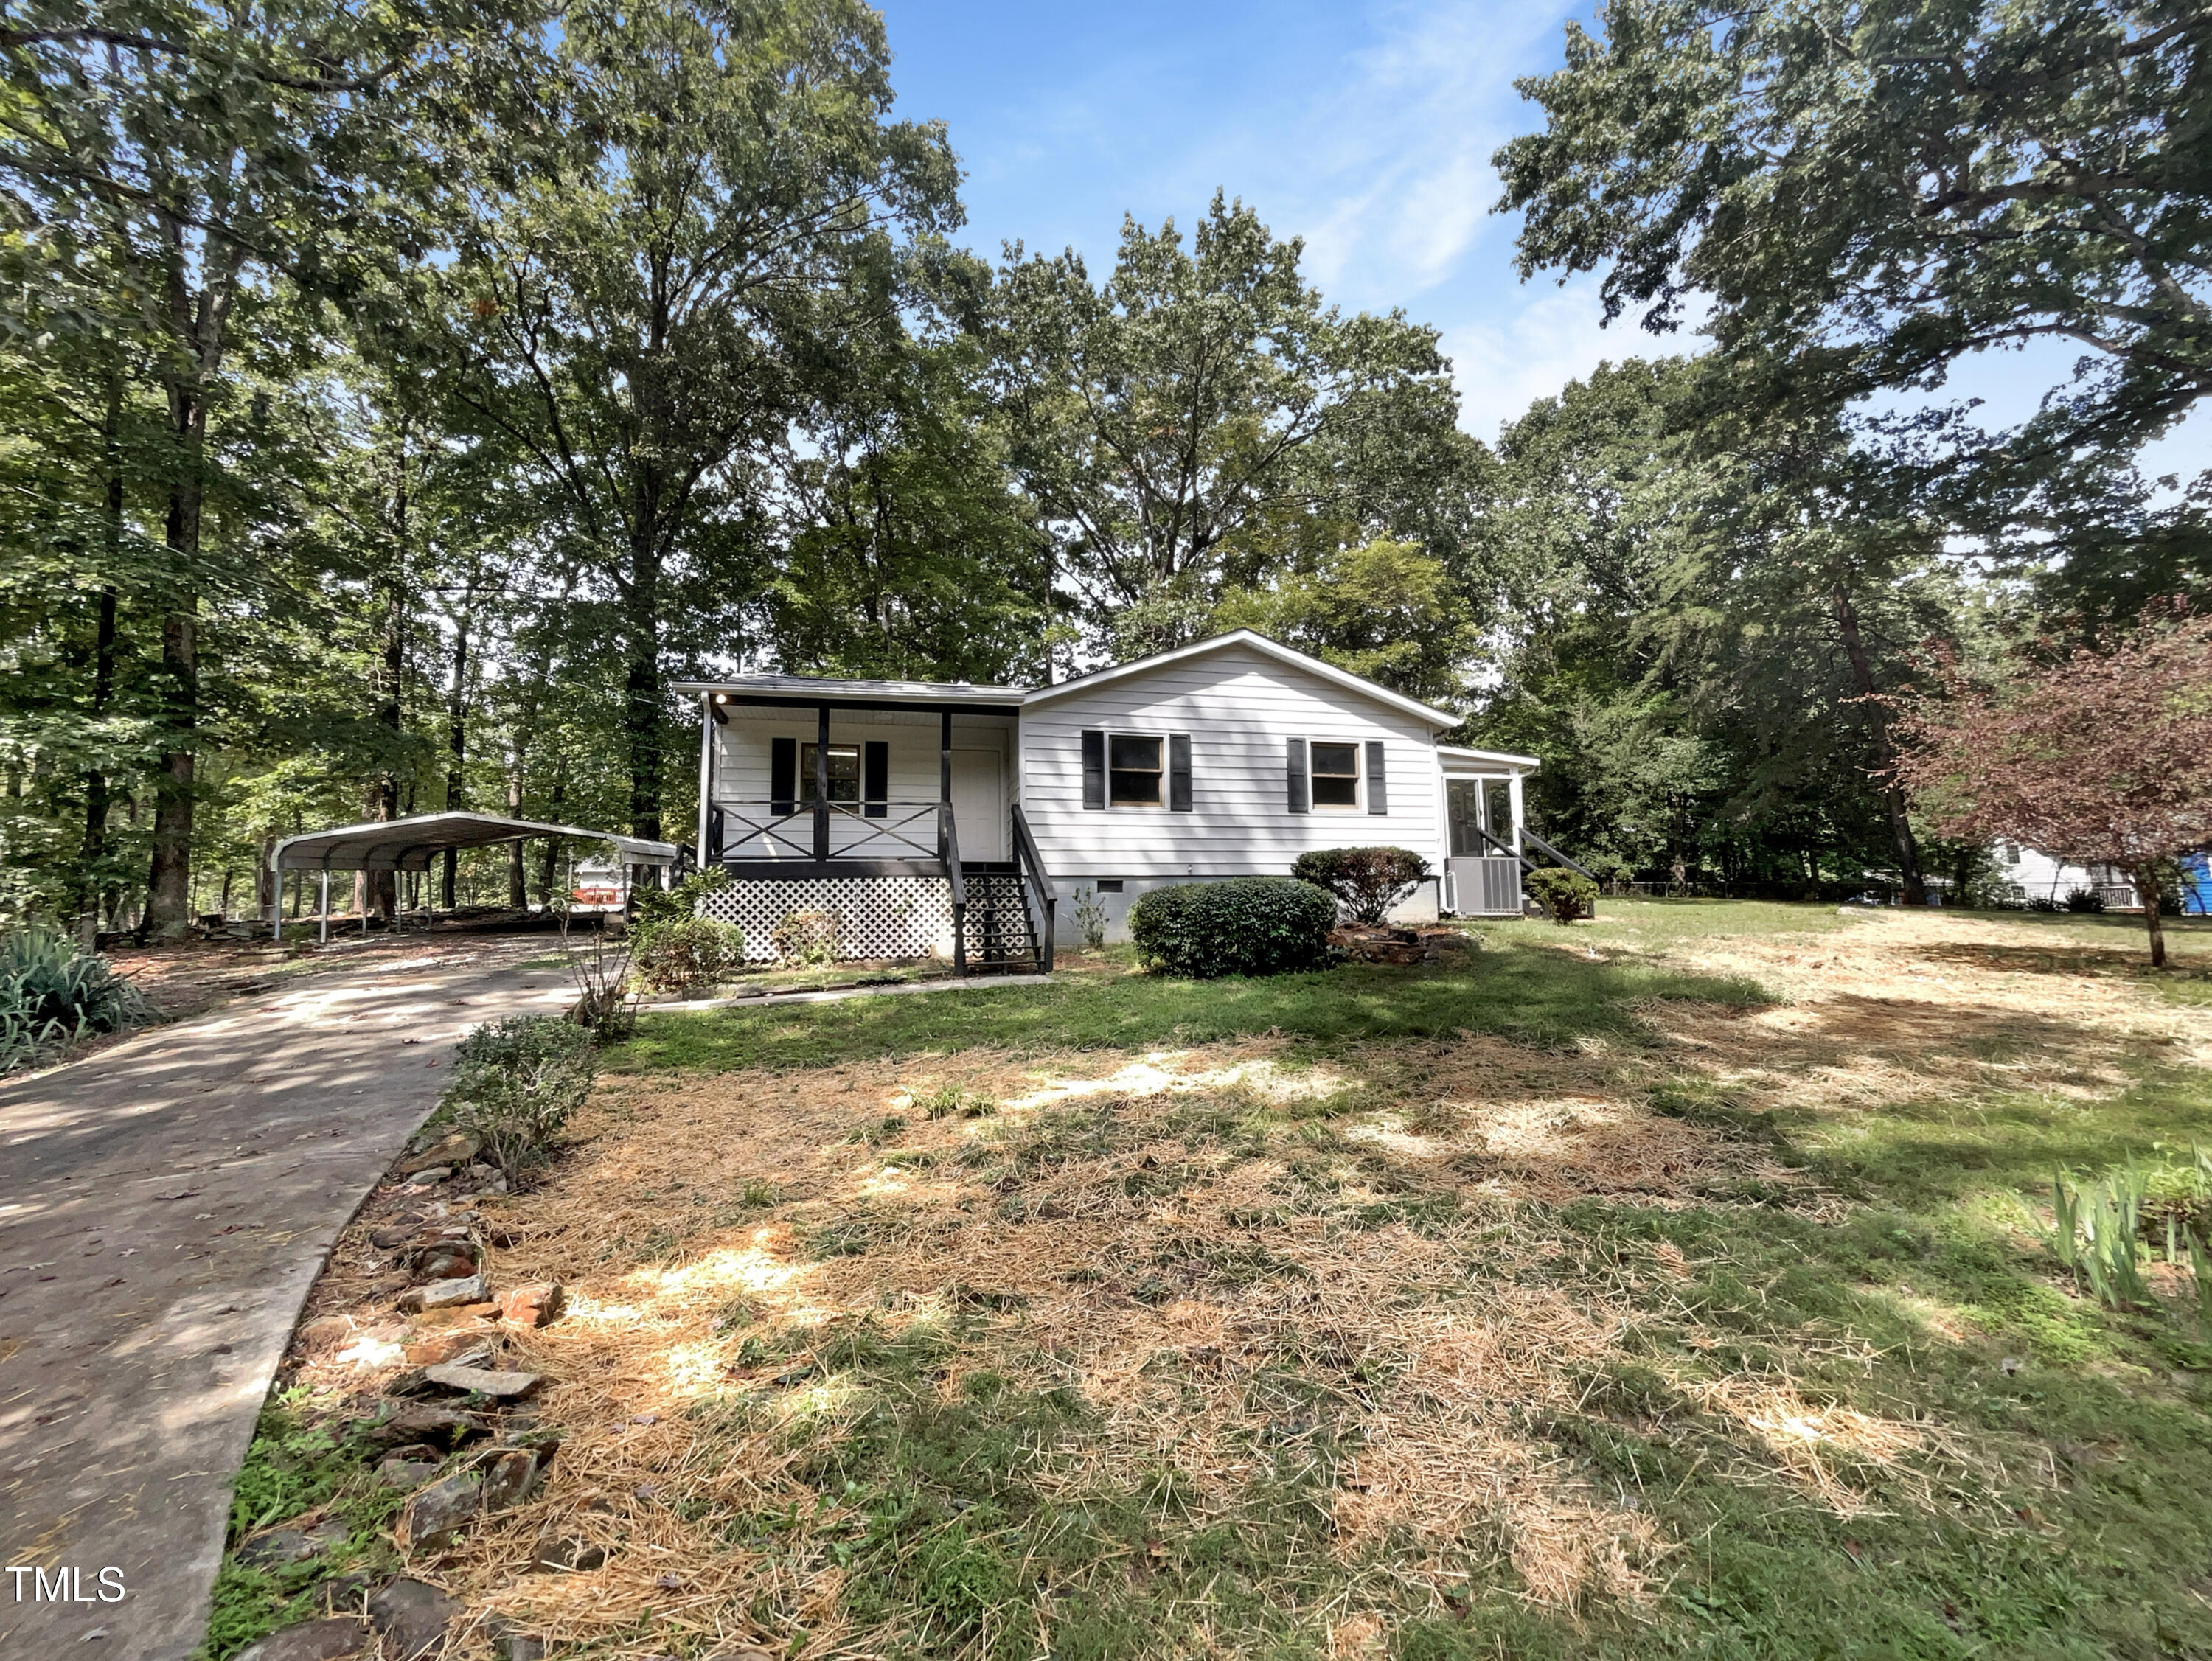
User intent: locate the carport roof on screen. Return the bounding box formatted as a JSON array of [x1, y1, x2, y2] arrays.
[[270, 812, 678, 873]]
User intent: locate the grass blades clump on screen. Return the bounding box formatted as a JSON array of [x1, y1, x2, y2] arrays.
[[0, 924, 153, 1073]]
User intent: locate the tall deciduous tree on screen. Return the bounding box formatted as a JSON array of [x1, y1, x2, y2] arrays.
[[1495, 0, 2212, 618], [990, 194, 1478, 658], [1889, 607, 2212, 965], [444, 0, 960, 840]]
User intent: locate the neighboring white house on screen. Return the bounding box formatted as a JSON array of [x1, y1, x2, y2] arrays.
[[1992, 842, 2137, 908], [673, 630, 1550, 967]]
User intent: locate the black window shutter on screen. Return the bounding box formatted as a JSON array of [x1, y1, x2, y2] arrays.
[[1081, 729, 1106, 810], [1169, 734, 1192, 812], [1286, 737, 1310, 813], [771, 736, 797, 817], [863, 740, 889, 818], [1365, 740, 1388, 815]]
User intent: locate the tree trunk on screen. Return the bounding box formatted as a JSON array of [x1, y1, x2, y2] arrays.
[[369, 427, 410, 923], [78, 361, 125, 919], [2130, 865, 2168, 968], [443, 596, 471, 910], [540, 756, 569, 905], [1832, 587, 1925, 905], [623, 538, 664, 839], [144, 539, 198, 940]]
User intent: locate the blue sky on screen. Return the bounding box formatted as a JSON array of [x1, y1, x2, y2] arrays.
[[880, 0, 1620, 446], [880, 0, 2207, 479]]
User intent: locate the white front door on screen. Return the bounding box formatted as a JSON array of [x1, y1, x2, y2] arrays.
[[950, 749, 1006, 860]]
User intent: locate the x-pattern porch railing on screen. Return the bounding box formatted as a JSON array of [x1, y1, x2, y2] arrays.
[[709, 798, 950, 865]]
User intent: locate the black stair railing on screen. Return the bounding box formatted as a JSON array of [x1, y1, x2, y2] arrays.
[[1010, 804, 1056, 972], [939, 801, 967, 977]]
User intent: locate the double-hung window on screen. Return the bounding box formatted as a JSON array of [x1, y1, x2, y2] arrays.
[[1309, 742, 1360, 808], [1082, 730, 1192, 811], [1108, 735, 1164, 806], [799, 742, 861, 805]]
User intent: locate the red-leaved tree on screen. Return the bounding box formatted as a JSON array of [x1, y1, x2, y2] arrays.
[[1888, 607, 2212, 967]]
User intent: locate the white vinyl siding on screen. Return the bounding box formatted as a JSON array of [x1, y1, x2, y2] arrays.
[[1020, 641, 1442, 882]]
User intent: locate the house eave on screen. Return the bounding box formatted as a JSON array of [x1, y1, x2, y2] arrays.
[[1439, 745, 1542, 772], [1019, 630, 1461, 729]]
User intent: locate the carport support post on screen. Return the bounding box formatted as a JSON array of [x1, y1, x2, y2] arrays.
[[319, 868, 330, 944]]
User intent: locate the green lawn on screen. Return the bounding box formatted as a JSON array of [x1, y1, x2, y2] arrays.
[[611, 925, 1770, 1073]]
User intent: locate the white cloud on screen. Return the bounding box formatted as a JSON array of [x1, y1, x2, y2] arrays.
[[1444, 275, 1674, 443]]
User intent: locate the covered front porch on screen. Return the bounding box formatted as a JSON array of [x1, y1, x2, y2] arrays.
[[678, 676, 1055, 973]]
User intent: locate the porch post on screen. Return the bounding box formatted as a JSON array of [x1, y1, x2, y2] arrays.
[[1508, 773, 1526, 855], [814, 703, 831, 860], [939, 709, 953, 804]]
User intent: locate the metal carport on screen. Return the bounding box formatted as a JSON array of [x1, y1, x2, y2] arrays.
[[267, 811, 681, 942]]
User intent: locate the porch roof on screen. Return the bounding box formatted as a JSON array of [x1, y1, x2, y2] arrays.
[[1439, 744, 1542, 773], [671, 673, 1025, 712], [270, 811, 678, 873]]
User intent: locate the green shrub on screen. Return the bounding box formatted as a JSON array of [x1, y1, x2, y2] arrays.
[[1526, 868, 1598, 924], [441, 1014, 597, 1181], [1127, 877, 1338, 978], [2064, 886, 2107, 913], [0, 926, 154, 1073], [631, 914, 747, 993], [1290, 846, 1433, 925]]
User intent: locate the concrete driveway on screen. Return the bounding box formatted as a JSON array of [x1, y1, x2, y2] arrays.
[[0, 941, 573, 1660]]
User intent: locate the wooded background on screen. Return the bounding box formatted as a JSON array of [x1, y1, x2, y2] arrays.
[[4, 0, 2205, 935]]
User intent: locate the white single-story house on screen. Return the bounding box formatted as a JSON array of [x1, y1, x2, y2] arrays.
[[674, 630, 1558, 969], [1992, 842, 2138, 908]]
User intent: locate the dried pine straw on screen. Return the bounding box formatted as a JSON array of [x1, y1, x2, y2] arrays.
[[1606, 910, 2211, 1114], [364, 1030, 1984, 1659]]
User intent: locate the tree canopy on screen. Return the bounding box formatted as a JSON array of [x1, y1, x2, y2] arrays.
[[1, 0, 2202, 937], [1496, 0, 2212, 616]]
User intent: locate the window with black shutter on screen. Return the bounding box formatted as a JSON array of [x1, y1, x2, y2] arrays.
[[1168, 734, 1192, 812]]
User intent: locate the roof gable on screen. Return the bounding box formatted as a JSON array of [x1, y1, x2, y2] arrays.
[[1023, 630, 1458, 729]]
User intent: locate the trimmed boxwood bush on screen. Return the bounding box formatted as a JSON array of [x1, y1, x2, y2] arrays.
[[1127, 877, 1338, 978]]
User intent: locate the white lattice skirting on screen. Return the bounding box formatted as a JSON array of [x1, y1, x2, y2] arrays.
[[698, 877, 956, 963]]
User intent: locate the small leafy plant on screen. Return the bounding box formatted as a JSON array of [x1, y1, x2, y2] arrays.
[[1526, 867, 1599, 924], [631, 915, 748, 993], [773, 909, 841, 966], [441, 1014, 597, 1183], [1071, 885, 1110, 950], [2042, 1154, 2212, 1314], [630, 867, 746, 992]]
